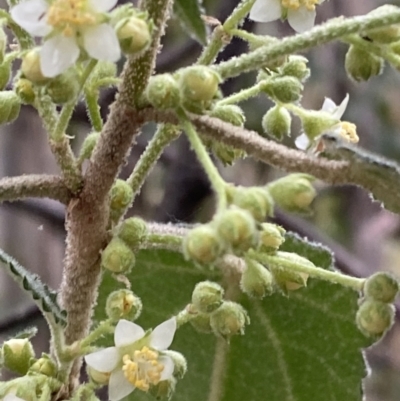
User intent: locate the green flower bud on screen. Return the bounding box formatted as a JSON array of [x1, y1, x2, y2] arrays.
[[231, 187, 274, 222], [263, 76, 303, 104], [391, 41, 400, 56], [0, 61, 11, 91], [259, 223, 285, 250], [299, 110, 338, 141], [14, 78, 35, 104], [46, 70, 79, 104], [148, 377, 176, 401], [145, 74, 180, 110], [364, 272, 399, 303], [29, 355, 57, 377], [209, 104, 245, 127], [162, 350, 187, 379], [215, 207, 258, 252], [191, 281, 224, 313], [281, 55, 310, 82], [262, 105, 292, 141], [0, 91, 21, 125], [106, 289, 142, 321], [212, 141, 246, 166], [0, 28, 6, 64], [345, 45, 383, 82], [210, 301, 250, 340], [2, 338, 35, 375], [101, 237, 136, 273], [356, 299, 395, 338], [183, 224, 224, 264], [21, 50, 47, 83], [364, 25, 400, 44], [87, 366, 111, 384], [90, 61, 117, 82], [78, 131, 100, 162], [117, 16, 152, 55], [240, 259, 274, 298], [117, 217, 148, 249], [190, 312, 213, 333], [267, 173, 316, 214], [110, 179, 134, 220]]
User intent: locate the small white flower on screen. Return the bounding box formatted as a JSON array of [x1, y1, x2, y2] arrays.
[[85, 318, 177, 401], [249, 0, 325, 33], [11, 0, 121, 77]]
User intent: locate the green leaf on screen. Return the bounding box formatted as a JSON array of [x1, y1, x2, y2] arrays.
[[173, 0, 208, 45], [0, 248, 66, 326]]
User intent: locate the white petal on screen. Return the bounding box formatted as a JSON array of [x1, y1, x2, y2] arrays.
[[11, 0, 51, 36], [295, 133, 310, 150], [84, 347, 119, 372], [83, 24, 121, 62], [332, 94, 349, 119], [150, 318, 177, 350], [159, 356, 174, 381], [108, 369, 135, 401], [114, 320, 145, 347], [249, 0, 282, 23], [321, 97, 337, 114], [40, 35, 79, 77], [287, 7, 316, 33], [89, 0, 118, 12], [4, 395, 25, 401]]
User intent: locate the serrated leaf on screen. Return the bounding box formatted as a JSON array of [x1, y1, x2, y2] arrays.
[[0, 248, 67, 326], [174, 0, 208, 45]]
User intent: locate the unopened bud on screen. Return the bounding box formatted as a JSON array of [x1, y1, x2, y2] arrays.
[[46, 70, 79, 104], [190, 312, 213, 333], [118, 217, 148, 249], [90, 61, 117, 83], [263, 76, 303, 104], [209, 104, 245, 127], [364, 272, 399, 304], [356, 299, 395, 338], [299, 110, 339, 141], [162, 350, 187, 379], [210, 301, 250, 340], [110, 179, 134, 220], [78, 131, 100, 162], [183, 225, 224, 264], [259, 223, 285, 250], [87, 366, 111, 385], [345, 45, 383, 82], [191, 281, 224, 313], [262, 105, 291, 141], [15, 78, 35, 104], [0, 91, 21, 125], [106, 289, 142, 321], [0, 28, 6, 64], [2, 339, 35, 375], [21, 50, 47, 83], [117, 16, 152, 55], [281, 55, 310, 82], [365, 25, 400, 44], [148, 377, 176, 401], [240, 260, 274, 298], [101, 237, 136, 273], [29, 356, 57, 377], [212, 142, 246, 166], [145, 74, 180, 110], [0, 61, 11, 91], [267, 173, 316, 214], [180, 66, 220, 103]]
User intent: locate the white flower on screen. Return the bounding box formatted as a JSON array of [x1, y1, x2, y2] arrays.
[[4, 395, 26, 401], [249, 0, 325, 33], [11, 0, 121, 77], [85, 318, 177, 401]]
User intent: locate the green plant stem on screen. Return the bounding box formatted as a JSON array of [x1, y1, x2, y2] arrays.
[[214, 8, 400, 79], [176, 307, 196, 328], [144, 232, 183, 250], [84, 89, 103, 132], [79, 319, 114, 349], [217, 81, 267, 106], [178, 110, 228, 211]]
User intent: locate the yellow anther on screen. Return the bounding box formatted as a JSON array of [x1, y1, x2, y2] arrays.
[[281, 0, 300, 10], [339, 121, 359, 143]]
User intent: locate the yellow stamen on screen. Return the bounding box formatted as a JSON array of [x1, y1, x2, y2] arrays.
[[281, 0, 319, 11], [339, 121, 359, 143]]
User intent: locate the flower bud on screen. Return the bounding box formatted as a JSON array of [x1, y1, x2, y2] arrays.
[[116, 16, 152, 55], [0, 61, 11, 91], [356, 299, 395, 338], [345, 45, 383, 82], [364, 25, 400, 44], [101, 237, 136, 273], [390, 41, 400, 56], [210, 301, 250, 340], [213, 142, 246, 166], [231, 187, 274, 222], [0, 91, 21, 125], [183, 224, 224, 264], [190, 312, 213, 333], [21, 50, 47, 83], [29, 355, 57, 377], [145, 74, 180, 110], [87, 366, 111, 384], [110, 179, 134, 220], [90, 61, 117, 83], [0, 28, 6, 64], [299, 110, 339, 141], [259, 223, 285, 250], [148, 377, 176, 401], [78, 131, 100, 162], [240, 260, 274, 298], [162, 350, 187, 379], [118, 217, 148, 249], [209, 104, 245, 127], [106, 289, 142, 321], [215, 207, 258, 252], [263, 76, 303, 104], [364, 272, 399, 304], [2, 339, 35, 375], [267, 173, 316, 214], [281, 55, 310, 82], [261, 105, 291, 141], [14, 78, 35, 104], [191, 281, 224, 313], [46, 70, 79, 104]]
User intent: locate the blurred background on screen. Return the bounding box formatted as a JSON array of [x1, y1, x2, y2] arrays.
[[0, 0, 400, 400]]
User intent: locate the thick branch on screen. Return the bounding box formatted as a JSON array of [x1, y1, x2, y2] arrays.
[[0, 175, 71, 204]]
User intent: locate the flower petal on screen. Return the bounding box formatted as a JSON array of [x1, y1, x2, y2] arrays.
[[150, 317, 177, 350], [295, 133, 310, 150], [83, 24, 121, 62], [11, 0, 51, 36], [287, 7, 316, 33], [108, 369, 135, 401], [321, 97, 337, 114], [249, 0, 282, 22], [114, 320, 145, 347], [40, 35, 79, 77], [84, 347, 119, 372], [4, 395, 25, 401], [332, 94, 349, 119], [89, 0, 118, 12], [159, 356, 174, 381]]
